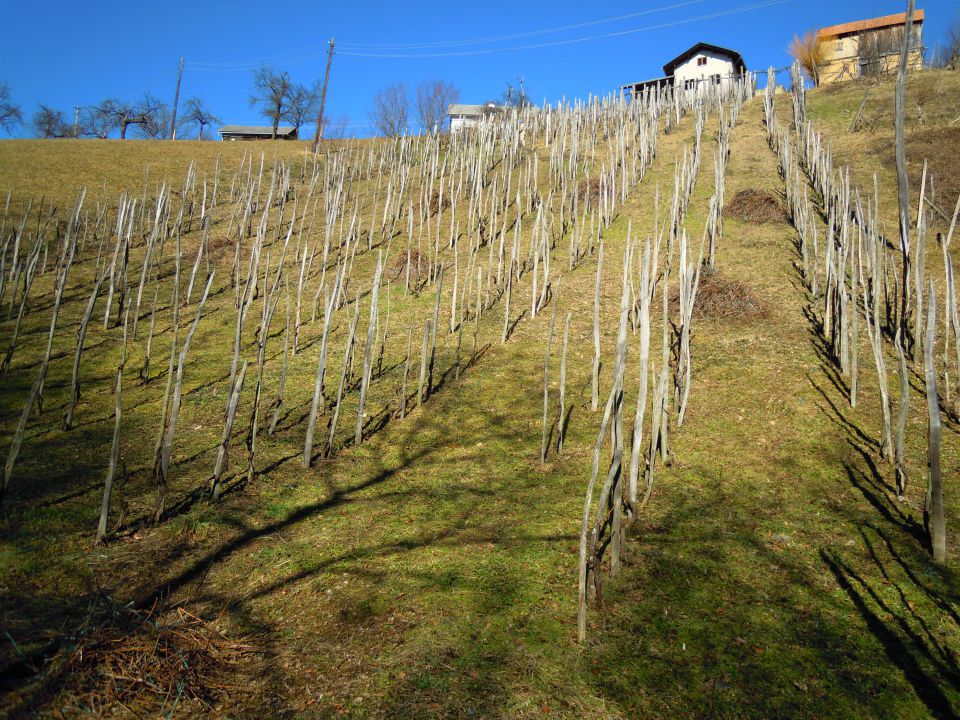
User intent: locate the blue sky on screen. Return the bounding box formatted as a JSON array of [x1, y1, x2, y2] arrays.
[[1, 0, 956, 138]]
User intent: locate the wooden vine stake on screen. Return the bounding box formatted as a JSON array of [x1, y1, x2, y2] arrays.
[[591, 238, 604, 411], [154, 272, 214, 522], [325, 293, 361, 459], [924, 279, 945, 562], [96, 305, 131, 544], [211, 361, 248, 501], [540, 283, 558, 463], [355, 251, 384, 445], [557, 312, 571, 454]]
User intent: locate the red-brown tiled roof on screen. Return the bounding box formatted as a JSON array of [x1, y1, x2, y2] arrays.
[[817, 10, 925, 39]]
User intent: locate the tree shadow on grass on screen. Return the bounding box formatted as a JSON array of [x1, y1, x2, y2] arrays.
[[801, 302, 850, 400], [808, 373, 883, 456], [132, 442, 439, 608], [822, 550, 960, 720], [842, 443, 927, 547], [584, 477, 960, 719]]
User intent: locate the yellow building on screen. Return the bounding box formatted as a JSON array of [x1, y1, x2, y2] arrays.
[[817, 10, 924, 84]]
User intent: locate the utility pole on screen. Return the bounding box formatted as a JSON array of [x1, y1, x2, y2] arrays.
[[73, 106, 80, 138], [169, 57, 184, 141], [312, 38, 335, 152]]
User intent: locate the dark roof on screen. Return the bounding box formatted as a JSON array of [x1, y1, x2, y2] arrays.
[[218, 125, 297, 137], [661, 43, 746, 76], [621, 76, 671, 90]]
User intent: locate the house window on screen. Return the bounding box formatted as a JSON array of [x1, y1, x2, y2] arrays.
[[697, 57, 707, 66], [713, 74, 721, 85]]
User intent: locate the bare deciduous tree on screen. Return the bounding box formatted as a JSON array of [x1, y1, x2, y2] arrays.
[[789, 31, 827, 86], [79, 103, 114, 139], [139, 102, 171, 139], [250, 67, 293, 139], [32, 105, 68, 139], [324, 113, 352, 140], [415, 79, 460, 134], [283, 82, 320, 135], [369, 83, 409, 138], [500, 78, 531, 108], [943, 13, 960, 69], [86, 95, 166, 139], [0, 83, 22, 135], [116, 95, 165, 139], [179, 97, 220, 140]]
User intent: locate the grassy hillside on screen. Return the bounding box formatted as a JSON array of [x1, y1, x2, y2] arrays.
[[1, 68, 959, 718], [0, 138, 353, 209], [785, 70, 960, 237]]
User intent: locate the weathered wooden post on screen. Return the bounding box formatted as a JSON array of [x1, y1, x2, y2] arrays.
[[924, 280, 945, 562]]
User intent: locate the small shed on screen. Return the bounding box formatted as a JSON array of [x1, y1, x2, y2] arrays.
[[447, 103, 500, 133], [218, 125, 299, 141]]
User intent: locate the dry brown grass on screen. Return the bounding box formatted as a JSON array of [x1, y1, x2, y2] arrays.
[[876, 125, 960, 213], [724, 189, 787, 224], [386, 248, 428, 286], [0, 138, 371, 209], [429, 188, 451, 216], [694, 269, 771, 320], [671, 268, 770, 321], [5, 599, 262, 717], [577, 177, 602, 203]]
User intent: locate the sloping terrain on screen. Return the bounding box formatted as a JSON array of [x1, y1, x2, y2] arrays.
[[1, 70, 959, 719]]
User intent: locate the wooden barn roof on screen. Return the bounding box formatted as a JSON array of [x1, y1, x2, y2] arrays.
[[817, 10, 925, 39]]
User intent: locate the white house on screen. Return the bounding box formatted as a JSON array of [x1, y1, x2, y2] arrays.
[[447, 103, 499, 133], [622, 42, 747, 98]]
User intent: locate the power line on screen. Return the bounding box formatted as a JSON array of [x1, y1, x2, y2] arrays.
[[335, 0, 706, 50], [184, 0, 703, 69], [186, 48, 329, 71], [183, 0, 787, 70], [336, 0, 790, 58]]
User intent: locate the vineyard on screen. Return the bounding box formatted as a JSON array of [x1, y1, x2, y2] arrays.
[[1, 66, 959, 718]]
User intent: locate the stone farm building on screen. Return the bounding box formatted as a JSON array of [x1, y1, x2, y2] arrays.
[[621, 42, 747, 98], [817, 10, 925, 84], [218, 125, 299, 141]]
